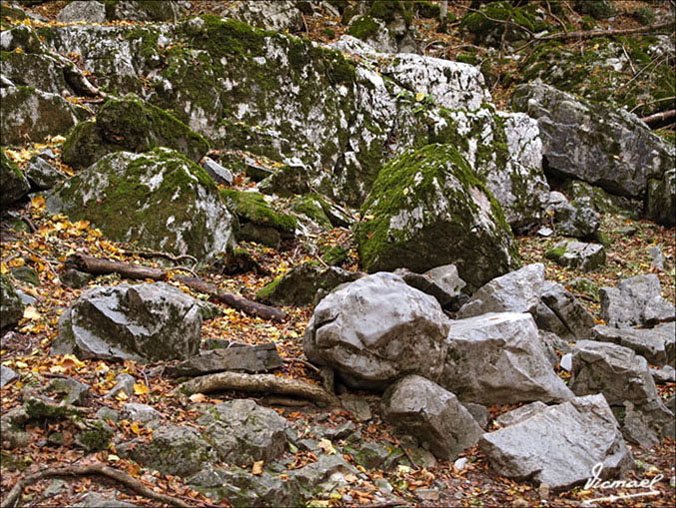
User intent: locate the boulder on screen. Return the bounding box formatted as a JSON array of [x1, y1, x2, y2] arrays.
[[651, 365, 676, 385], [256, 263, 360, 306], [291, 454, 360, 500], [646, 169, 675, 227], [495, 401, 548, 428], [395, 264, 468, 311], [105, 0, 182, 22], [592, 323, 675, 366], [0, 51, 69, 97], [304, 272, 450, 390], [166, 343, 282, 376], [119, 424, 217, 477], [545, 240, 605, 272], [105, 373, 135, 399], [62, 95, 209, 169], [511, 80, 674, 199], [52, 282, 202, 362], [25, 156, 64, 190], [47, 149, 235, 260], [357, 144, 518, 290], [202, 157, 234, 186], [120, 403, 162, 424], [224, 0, 304, 33], [600, 274, 675, 328], [563, 179, 637, 218], [441, 313, 574, 405], [46, 377, 90, 405], [457, 263, 545, 318], [0, 85, 87, 146], [381, 375, 482, 460], [480, 394, 633, 490], [548, 197, 601, 238], [57, 1, 106, 23], [538, 281, 596, 340], [0, 274, 24, 332], [0, 150, 29, 208], [197, 399, 289, 465], [345, 1, 416, 53]]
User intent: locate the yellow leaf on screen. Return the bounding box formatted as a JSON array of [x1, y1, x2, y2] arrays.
[[0, 263, 8, 275], [130, 422, 140, 435], [15, 361, 28, 369], [62, 354, 85, 368], [23, 306, 40, 320], [252, 460, 264, 475], [9, 258, 25, 268], [31, 195, 46, 212], [133, 383, 149, 395], [116, 391, 129, 401], [415, 91, 426, 101], [49, 365, 66, 374]]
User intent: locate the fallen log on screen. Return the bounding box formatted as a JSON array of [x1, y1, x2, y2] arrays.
[[64, 254, 286, 322], [0, 463, 191, 508], [178, 371, 339, 407]]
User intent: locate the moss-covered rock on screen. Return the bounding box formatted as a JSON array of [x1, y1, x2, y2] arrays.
[[47, 148, 235, 260], [0, 149, 30, 208], [574, 0, 616, 19], [0, 24, 45, 53], [75, 419, 113, 452], [222, 189, 297, 234], [346, 0, 416, 53], [646, 169, 675, 227], [105, 0, 182, 22], [0, 51, 69, 95], [461, 1, 549, 45], [562, 180, 638, 218], [292, 194, 333, 229], [357, 144, 519, 289], [61, 121, 122, 170], [0, 274, 24, 332]]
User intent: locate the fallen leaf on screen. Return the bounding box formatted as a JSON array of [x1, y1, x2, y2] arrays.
[[252, 460, 264, 475]]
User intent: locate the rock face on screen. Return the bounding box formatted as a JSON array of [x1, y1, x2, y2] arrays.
[[511, 80, 674, 199], [1, 150, 29, 208], [0, 274, 24, 332], [52, 282, 202, 362], [381, 375, 482, 460], [63, 95, 209, 169], [442, 313, 573, 404], [545, 240, 605, 272], [600, 274, 675, 328], [304, 272, 450, 389], [457, 263, 545, 318], [197, 399, 289, 465], [47, 149, 235, 260], [480, 395, 633, 490], [592, 323, 675, 367], [357, 144, 518, 289], [0, 85, 87, 146], [57, 1, 106, 23], [646, 169, 675, 227]]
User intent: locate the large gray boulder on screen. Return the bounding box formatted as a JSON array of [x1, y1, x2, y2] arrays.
[[381, 375, 482, 460], [592, 323, 675, 367], [57, 1, 106, 23], [511, 80, 674, 199], [545, 240, 605, 272], [1, 149, 30, 208], [646, 168, 675, 227], [0, 274, 24, 332], [52, 282, 202, 363], [600, 274, 675, 328], [457, 263, 545, 318], [304, 272, 450, 390], [47, 149, 235, 261], [357, 144, 519, 290], [197, 399, 289, 465], [480, 394, 633, 490], [536, 281, 596, 340], [441, 313, 574, 405]]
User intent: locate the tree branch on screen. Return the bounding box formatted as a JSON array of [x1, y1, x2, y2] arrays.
[[640, 109, 676, 126], [534, 20, 675, 42]]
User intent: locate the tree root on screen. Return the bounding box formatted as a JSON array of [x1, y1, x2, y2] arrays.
[[178, 371, 339, 407], [1, 463, 192, 508]]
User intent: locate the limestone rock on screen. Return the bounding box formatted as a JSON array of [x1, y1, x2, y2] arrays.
[[545, 240, 605, 272], [592, 323, 675, 366], [105, 0, 182, 22], [167, 343, 282, 376], [480, 394, 633, 489], [197, 399, 289, 465], [600, 274, 675, 328], [395, 264, 468, 311], [0, 274, 24, 332], [0, 150, 30, 208], [224, 0, 304, 33], [202, 157, 234, 186], [646, 169, 675, 227], [548, 197, 601, 238], [0, 366, 18, 388], [25, 156, 64, 190], [382, 375, 482, 460], [457, 263, 545, 318], [511, 80, 674, 199], [52, 282, 202, 363], [495, 401, 548, 428], [357, 144, 518, 290], [441, 313, 574, 405], [57, 1, 106, 23], [538, 281, 596, 340], [121, 403, 162, 424], [304, 272, 450, 390], [47, 149, 235, 260]]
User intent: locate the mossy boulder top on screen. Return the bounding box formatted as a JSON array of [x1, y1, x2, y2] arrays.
[[511, 80, 675, 199], [357, 144, 519, 290], [46, 148, 235, 261], [62, 95, 209, 169]]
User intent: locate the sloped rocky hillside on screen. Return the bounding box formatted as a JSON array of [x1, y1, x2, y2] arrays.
[[1, 1, 675, 507]]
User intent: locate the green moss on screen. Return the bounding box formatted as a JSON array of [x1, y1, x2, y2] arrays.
[[461, 1, 548, 44], [322, 245, 348, 266], [0, 5, 28, 21], [222, 189, 297, 233], [346, 15, 380, 40], [545, 245, 567, 260], [574, 0, 616, 19], [123, 27, 160, 60], [182, 15, 272, 58], [292, 194, 332, 229], [76, 420, 113, 452], [256, 274, 284, 301], [370, 0, 414, 25]]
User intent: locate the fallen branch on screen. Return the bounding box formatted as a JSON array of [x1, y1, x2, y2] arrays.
[[640, 109, 676, 126], [122, 248, 198, 266], [534, 20, 675, 42], [283, 358, 321, 374], [0, 463, 191, 508], [178, 371, 339, 407], [64, 254, 286, 322]]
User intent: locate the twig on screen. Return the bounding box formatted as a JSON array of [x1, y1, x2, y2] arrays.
[[546, 0, 568, 34], [300, 12, 309, 34], [629, 96, 676, 113], [391, 436, 419, 471], [123, 249, 198, 265], [1, 463, 191, 508], [23, 247, 59, 282], [169, 265, 199, 278], [423, 39, 446, 53], [640, 109, 676, 126], [19, 213, 37, 234], [620, 44, 636, 75], [534, 20, 675, 42], [283, 358, 321, 374]]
